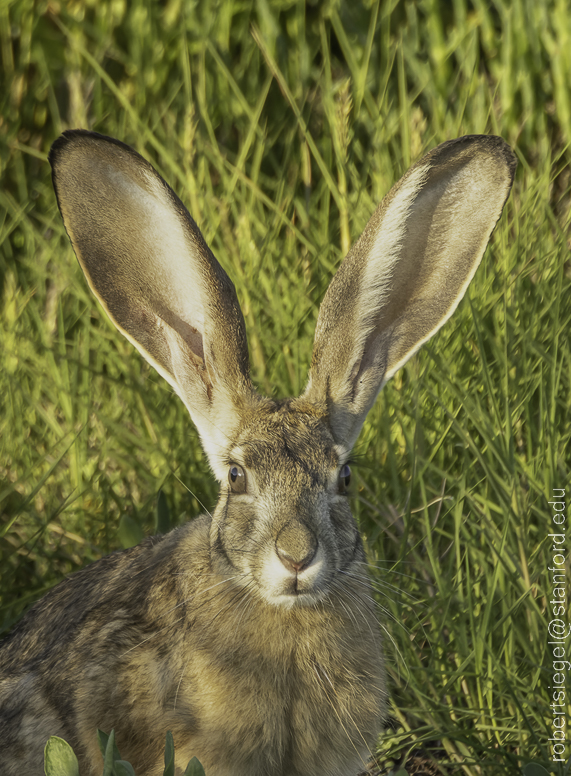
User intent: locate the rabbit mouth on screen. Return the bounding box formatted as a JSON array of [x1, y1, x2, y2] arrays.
[[257, 543, 331, 608]]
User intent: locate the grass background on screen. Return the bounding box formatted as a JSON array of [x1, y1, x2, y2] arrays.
[[0, 0, 570, 774]]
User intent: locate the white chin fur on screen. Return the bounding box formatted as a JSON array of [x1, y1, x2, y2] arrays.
[[258, 545, 328, 608]]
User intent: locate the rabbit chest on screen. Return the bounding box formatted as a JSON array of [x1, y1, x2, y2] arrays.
[[167, 586, 386, 776], [64, 518, 385, 776]]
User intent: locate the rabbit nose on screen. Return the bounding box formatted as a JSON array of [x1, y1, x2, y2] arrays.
[[275, 521, 318, 573]]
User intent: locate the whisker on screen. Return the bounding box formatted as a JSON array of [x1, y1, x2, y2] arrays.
[[120, 575, 249, 656], [173, 662, 187, 711], [312, 661, 372, 772], [171, 473, 215, 519], [332, 581, 377, 641], [120, 615, 188, 657], [356, 559, 426, 582], [340, 569, 423, 605], [328, 590, 360, 632], [208, 585, 252, 626]]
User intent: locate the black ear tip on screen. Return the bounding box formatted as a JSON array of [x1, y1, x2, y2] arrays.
[[442, 134, 517, 179], [477, 134, 518, 179], [48, 133, 67, 169], [48, 131, 155, 180], [49, 130, 93, 170]]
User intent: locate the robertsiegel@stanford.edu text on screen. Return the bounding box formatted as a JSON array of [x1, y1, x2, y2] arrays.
[[548, 489, 568, 764]]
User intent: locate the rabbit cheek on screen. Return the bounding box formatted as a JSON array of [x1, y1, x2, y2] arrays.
[[330, 500, 363, 567], [210, 498, 255, 575]]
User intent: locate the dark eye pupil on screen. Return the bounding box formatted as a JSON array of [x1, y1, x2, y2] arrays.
[[339, 463, 351, 491], [228, 464, 246, 493]]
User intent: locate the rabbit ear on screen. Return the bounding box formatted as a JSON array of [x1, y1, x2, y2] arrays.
[[50, 130, 256, 477], [303, 135, 517, 449]]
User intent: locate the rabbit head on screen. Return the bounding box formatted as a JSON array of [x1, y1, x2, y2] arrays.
[[48, 131, 515, 616], [0, 131, 515, 776]]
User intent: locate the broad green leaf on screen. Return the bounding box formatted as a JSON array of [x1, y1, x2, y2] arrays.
[[522, 765, 551, 776], [184, 756, 206, 776], [117, 514, 144, 549], [115, 760, 137, 776], [156, 489, 171, 534], [97, 729, 121, 761], [163, 730, 175, 776], [43, 736, 80, 776], [102, 729, 118, 776]]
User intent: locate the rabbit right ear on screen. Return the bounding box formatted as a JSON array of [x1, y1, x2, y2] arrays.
[[50, 131, 257, 477], [303, 135, 517, 450]]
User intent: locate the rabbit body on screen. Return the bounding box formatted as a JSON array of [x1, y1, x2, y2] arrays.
[[0, 131, 516, 775], [0, 400, 384, 776]]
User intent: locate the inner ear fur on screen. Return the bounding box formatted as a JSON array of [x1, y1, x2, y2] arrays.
[[50, 130, 257, 475]]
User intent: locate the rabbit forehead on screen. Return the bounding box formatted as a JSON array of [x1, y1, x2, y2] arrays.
[[229, 401, 343, 486]]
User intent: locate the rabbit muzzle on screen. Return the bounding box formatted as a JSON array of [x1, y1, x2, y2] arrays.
[[275, 520, 317, 573], [249, 496, 354, 609]]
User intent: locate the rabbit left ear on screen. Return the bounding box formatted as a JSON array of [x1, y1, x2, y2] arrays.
[[303, 135, 517, 448], [50, 131, 257, 475]]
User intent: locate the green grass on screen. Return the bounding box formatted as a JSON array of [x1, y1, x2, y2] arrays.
[[1, 1, 570, 774]]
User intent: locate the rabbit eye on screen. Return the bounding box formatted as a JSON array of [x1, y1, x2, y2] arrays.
[[338, 463, 351, 493], [228, 464, 247, 494]]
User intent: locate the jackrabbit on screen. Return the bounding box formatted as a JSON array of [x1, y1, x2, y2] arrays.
[[0, 131, 516, 776]]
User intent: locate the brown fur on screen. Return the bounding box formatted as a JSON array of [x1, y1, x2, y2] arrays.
[[0, 404, 384, 776]]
